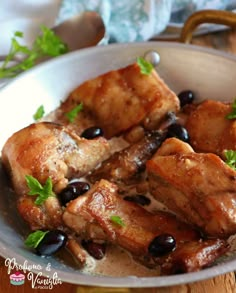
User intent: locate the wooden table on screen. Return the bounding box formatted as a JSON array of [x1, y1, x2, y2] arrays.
[[1, 29, 236, 293]]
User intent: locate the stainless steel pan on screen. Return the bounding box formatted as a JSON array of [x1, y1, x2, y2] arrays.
[[1, 20, 236, 287]]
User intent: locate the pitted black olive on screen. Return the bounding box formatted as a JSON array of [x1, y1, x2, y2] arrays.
[[166, 123, 189, 142], [36, 230, 68, 256], [148, 233, 176, 257], [59, 181, 90, 206], [178, 90, 195, 107], [81, 126, 104, 139]]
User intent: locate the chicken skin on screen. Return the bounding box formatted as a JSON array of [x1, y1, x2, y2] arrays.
[[185, 100, 236, 156], [60, 62, 179, 138], [2, 122, 110, 230], [147, 138, 236, 237], [64, 179, 228, 274], [160, 238, 228, 275]]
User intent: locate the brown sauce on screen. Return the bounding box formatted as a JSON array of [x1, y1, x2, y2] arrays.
[[82, 245, 160, 277]]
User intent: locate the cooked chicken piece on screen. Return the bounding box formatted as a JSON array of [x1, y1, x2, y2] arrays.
[[157, 135, 194, 156], [64, 179, 198, 253], [2, 122, 110, 194], [88, 131, 166, 185], [160, 239, 228, 275], [62, 62, 179, 138], [147, 137, 236, 237], [2, 122, 110, 230], [185, 100, 236, 156], [63, 179, 228, 274], [17, 196, 63, 230]]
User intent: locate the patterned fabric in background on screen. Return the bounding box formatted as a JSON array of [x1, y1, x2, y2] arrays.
[[57, 0, 236, 43], [57, 0, 172, 43]]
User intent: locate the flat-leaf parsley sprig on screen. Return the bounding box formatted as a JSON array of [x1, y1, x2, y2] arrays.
[[25, 175, 55, 206], [33, 105, 45, 121], [224, 150, 236, 170], [0, 26, 68, 78], [226, 99, 236, 120], [110, 215, 125, 227], [65, 103, 83, 123], [24, 230, 49, 248], [137, 57, 153, 75]]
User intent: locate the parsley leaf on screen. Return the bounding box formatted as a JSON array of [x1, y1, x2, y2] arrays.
[[35, 26, 68, 57], [0, 26, 68, 78], [110, 215, 125, 227], [226, 99, 236, 119], [224, 150, 236, 170], [25, 230, 49, 248], [137, 57, 154, 75], [33, 105, 45, 121], [25, 175, 55, 206], [65, 103, 83, 123], [14, 31, 24, 38]]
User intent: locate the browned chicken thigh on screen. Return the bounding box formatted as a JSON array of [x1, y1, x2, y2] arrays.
[[64, 179, 228, 274], [2, 122, 110, 230], [58, 62, 179, 138], [147, 137, 236, 237], [185, 100, 236, 156], [160, 238, 228, 275]]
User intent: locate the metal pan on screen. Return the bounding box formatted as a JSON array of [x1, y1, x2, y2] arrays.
[[0, 39, 236, 287]]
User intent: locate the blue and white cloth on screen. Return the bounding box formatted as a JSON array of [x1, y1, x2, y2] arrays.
[[57, 0, 236, 43], [1, 0, 236, 54], [57, 0, 172, 43]]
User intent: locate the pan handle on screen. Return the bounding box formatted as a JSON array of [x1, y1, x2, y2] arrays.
[[180, 9, 236, 44]]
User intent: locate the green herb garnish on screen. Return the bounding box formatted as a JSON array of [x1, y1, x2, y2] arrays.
[[224, 150, 236, 170], [110, 215, 125, 227], [24, 230, 49, 248], [226, 99, 236, 119], [0, 26, 68, 78], [33, 105, 45, 121], [65, 103, 83, 123], [25, 175, 55, 206], [137, 57, 153, 75]]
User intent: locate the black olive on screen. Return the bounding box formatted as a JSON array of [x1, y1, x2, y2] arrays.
[[81, 240, 106, 260], [58, 181, 90, 206], [166, 123, 189, 142], [81, 126, 104, 139], [148, 233, 176, 257], [124, 194, 151, 206], [178, 90, 195, 107], [36, 230, 68, 256]]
